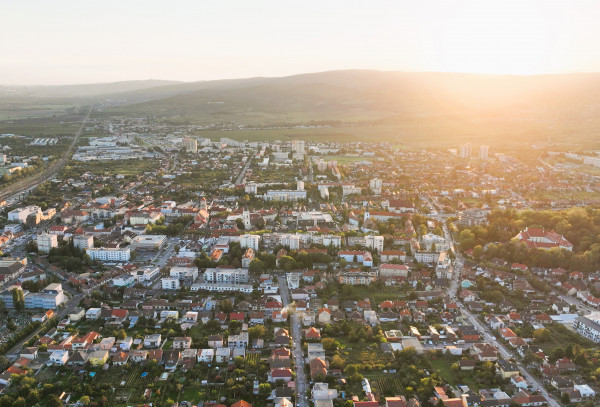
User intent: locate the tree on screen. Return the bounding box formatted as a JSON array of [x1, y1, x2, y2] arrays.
[[236, 219, 245, 230], [219, 299, 234, 313], [11, 289, 24, 312], [278, 256, 297, 271], [116, 329, 127, 340], [258, 383, 271, 395], [533, 328, 552, 343], [248, 259, 266, 276], [458, 229, 475, 251], [79, 396, 90, 406], [6, 318, 16, 331], [473, 245, 484, 260], [46, 396, 63, 407], [330, 354, 345, 370], [248, 325, 267, 341], [321, 338, 340, 352]]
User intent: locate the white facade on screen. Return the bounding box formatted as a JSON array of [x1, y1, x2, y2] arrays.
[[574, 314, 600, 343], [280, 234, 301, 250], [86, 247, 131, 262], [239, 234, 260, 250], [25, 283, 65, 309], [8, 206, 41, 223], [37, 233, 58, 254], [479, 145, 489, 160], [162, 277, 181, 290], [191, 283, 253, 293], [73, 234, 94, 250], [204, 268, 249, 284], [363, 235, 384, 252], [459, 143, 472, 158], [369, 178, 383, 194], [170, 266, 199, 282], [264, 190, 307, 201], [113, 275, 136, 287]]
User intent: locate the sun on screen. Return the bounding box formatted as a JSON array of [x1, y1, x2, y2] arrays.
[[435, 1, 553, 75]]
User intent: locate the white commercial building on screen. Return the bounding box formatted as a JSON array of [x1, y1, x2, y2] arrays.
[[130, 235, 167, 250]]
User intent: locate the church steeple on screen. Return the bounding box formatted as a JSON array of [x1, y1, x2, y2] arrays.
[[243, 206, 251, 229]]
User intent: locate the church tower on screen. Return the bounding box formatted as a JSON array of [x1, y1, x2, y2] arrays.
[[243, 207, 251, 230]]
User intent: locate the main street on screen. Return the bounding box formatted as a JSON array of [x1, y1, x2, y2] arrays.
[[458, 303, 561, 407], [278, 276, 308, 407], [437, 202, 562, 407], [234, 155, 253, 185]]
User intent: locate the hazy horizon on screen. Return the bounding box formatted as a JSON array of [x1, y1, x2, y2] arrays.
[[3, 0, 600, 85]]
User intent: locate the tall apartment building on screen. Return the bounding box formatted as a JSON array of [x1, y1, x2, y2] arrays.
[[459, 143, 472, 158], [37, 233, 58, 254], [369, 178, 383, 195], [239, 234, 260, 251], [479, 145, 489, 161], [73, 234, 94, 250], [182, 137, 198, 153]]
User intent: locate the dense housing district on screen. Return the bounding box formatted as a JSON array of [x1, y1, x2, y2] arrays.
[[0, 125, 598, 407]]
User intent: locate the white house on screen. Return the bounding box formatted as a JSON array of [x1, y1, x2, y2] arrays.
[[49, 350, 69, 366]]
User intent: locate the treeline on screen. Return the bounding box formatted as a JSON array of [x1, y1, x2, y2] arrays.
[[48, 241, 92, 272], [458, 207, 600, 272], [145, 215, 193, 236], [484, 241, 600, 272], [0, 321, 41, 355]]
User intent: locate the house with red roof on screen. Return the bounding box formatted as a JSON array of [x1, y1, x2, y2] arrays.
[[304, 327, 321, 340], [268, 368, 293, 383], [516, 227, 573, 251], [499, 327, 518, 340]]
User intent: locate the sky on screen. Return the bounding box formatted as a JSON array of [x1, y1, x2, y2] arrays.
[[2, 0, 600, 85]]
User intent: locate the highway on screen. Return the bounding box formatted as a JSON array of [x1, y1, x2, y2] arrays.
[[0, 104, 94, 201], [278, 276, 308, 407]]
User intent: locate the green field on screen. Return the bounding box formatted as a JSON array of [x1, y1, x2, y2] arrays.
[[321, 155, 374, 164], [65, 159, 158, 176]]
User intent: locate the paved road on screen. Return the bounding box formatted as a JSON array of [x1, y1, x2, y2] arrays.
[[432, 196, 561, 407], [0, 105, 93, 201], [278, 277, 308, 407], [6, 291, 85, 359], [559, 295, 594, 315], [234, 155, 253, 186], [458, 303, 560, 406]]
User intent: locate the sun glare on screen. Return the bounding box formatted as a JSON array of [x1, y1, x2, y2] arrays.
[[436, 2, 553, 75]]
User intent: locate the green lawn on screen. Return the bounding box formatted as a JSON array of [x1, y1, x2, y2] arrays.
[[430, 358, 479, 391], [538, 323, 597, 353]]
